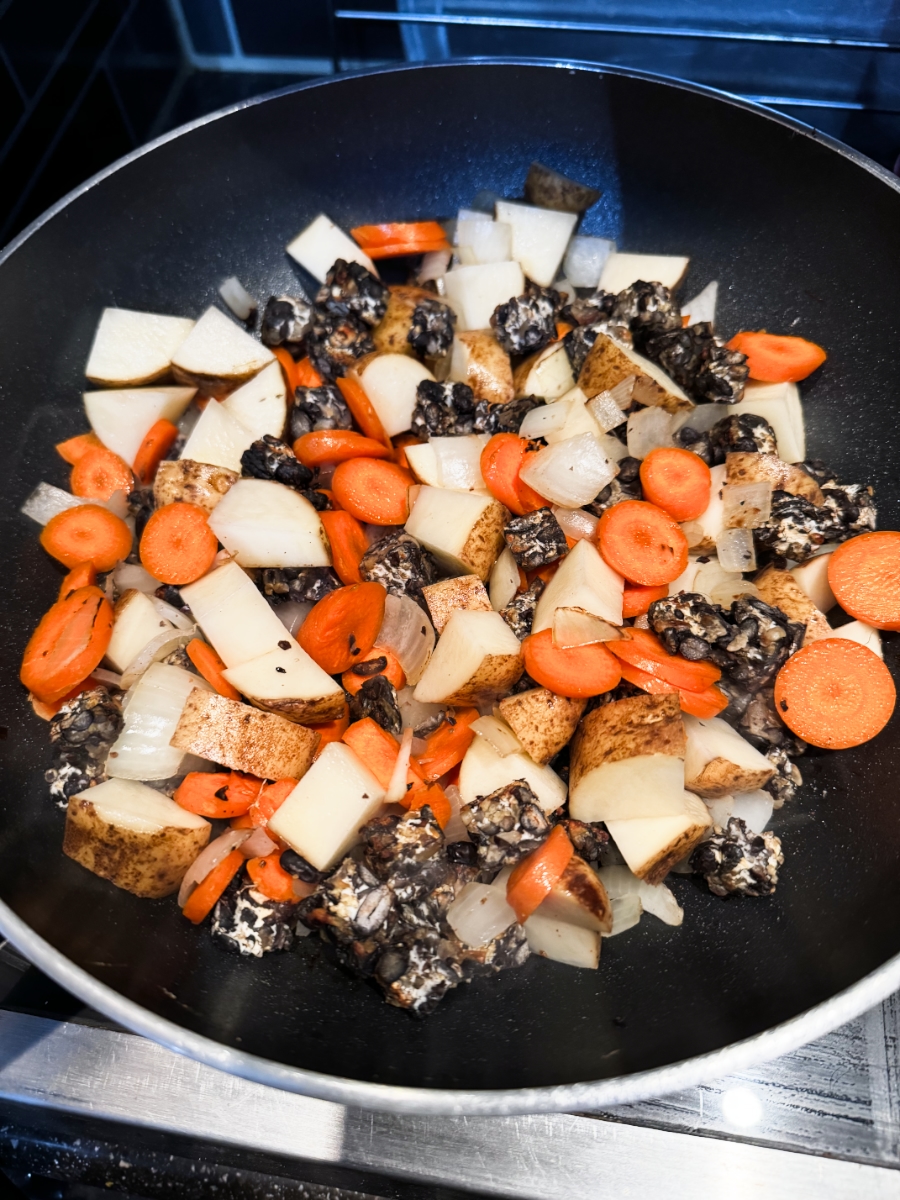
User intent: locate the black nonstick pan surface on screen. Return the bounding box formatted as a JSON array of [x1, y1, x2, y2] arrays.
[[1, 61, 900, 1115]]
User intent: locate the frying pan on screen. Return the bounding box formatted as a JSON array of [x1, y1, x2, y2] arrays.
[[1, 61, 900, 1117]]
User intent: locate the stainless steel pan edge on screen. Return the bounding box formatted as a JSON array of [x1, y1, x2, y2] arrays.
[[2, 58, 900, 1116]]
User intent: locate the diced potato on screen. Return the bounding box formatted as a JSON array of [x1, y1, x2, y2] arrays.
[[449, 331, 514, 405], [220, 360, 287, 442], [512, 341, 575, 401], [524, 912, 600, 969], [152, 459, 238, 513], [208, 478, 330, 569], [458, 730, 567, 814], [441, 261, 525, 332], [569, 694, 687, 821], [84, 386, 196, 467], [85, 308, 196, 387], [606, 791, 711, 885], [358, 354, 434, 438], [790, 552, 836, 613], [578, 333, 693, 414], [106, 663, 212, 781], [413, 610, 523, 705], [223, 644, 345, 723], [267, 742, 385, 871], [830, 620, 883, 657], [180, 560, 301, 668], [422, 574, 492, 633], [684, 462, 726, 553], [405, 485, 508, 580], [494, 200, 578, 287], [286, 213, 377, 282], [537, 855, 612, 933], [171, 688, 319, 779], [683, 713, 775, 798], [403, 442, 442, 488], [498, 687, 586, 765], [104, 589, 173, 674], [726, 452, 823, 504], [63, 778, 210, 899], [598, 252, 689, 293], [754, 564, 831, 644], [532, 537, 624, 632], [728, 381, 805, 463], [171, 306, 273, 391], [179, 395, 254, 472], [373, 285, 435, 356]]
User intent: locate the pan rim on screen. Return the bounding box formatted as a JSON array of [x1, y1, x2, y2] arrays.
[[2, 57, 900, 1115]]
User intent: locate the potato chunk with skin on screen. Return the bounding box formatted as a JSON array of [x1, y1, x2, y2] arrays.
[[498, 687, 585, 765], [683, 713, 775, 798], [537, 854, 613, 933], [222, 645, 345, 723], [374, 285, 436, 356], [422, 574, 492, 634], [754, 563, 831, 645], [449, 331, 514, 405], [578, 332, 692, 414], [63, 778, 210, 899], [153, 459, 238, 514], [726, 452, 824, 505], [405, 486, 509, 580], [414, 609, 523, 705], [512, 341, 574, 401], [606, 791, 711, 885], [171, 688, 319, 779]]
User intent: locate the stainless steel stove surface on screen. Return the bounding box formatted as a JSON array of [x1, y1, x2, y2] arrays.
[[1, 940, 900, 1198]]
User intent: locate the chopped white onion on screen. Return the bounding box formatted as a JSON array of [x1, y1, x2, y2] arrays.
[[489, 546, 519, 612], [563, 235, 616, 288], [418, 249, 452, 284], [723, 480, 772, 530], [682, 280, 718, 328], [447, 881, 517, 947], [597, 864, 683, 926], [275, 601, 312, 637], [693, 558, 758, 606], [716, 527, 757, 573], [605, 893, 642, 937], [552, 607, 621, 648], [471, 715, 523, 757], [20, 482, 82, 525], [627, 406, 675, 459], [385, 727, 414, 804], [596, 431, 630, 463], [397, 686, 444, 733], [120, 629, 195, 690], [431, 434, 489, 491], [377, 593, 435, 685], [218, 276, 257, 321], [706, 790, 774, 836], [587, 390, 627, 432], [672, 403, 730, 437], [241, 826, 278, 859], [110, 663, 210, 780], [518, 433, 616, 509], [518, 401, 570, 442], [103, 489, 130, 521], [113, 562, 160, 594], [551, 505, 598, 542], [177, 828, 252, 909], [91, 667, 123, 688], [442, 783, 470, 843], [149, 594, 195, 632]]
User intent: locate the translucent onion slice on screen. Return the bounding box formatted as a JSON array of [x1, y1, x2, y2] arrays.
[[442, 783, 470, 844], [397, 686, 444, 734], [275, 601, 312, 637], [693, 559, 754, 606], [471, 715, 523, 758], [716, 527, 757, 573], [680, 520, 706, 549], [120, 629, 196, 690], [377, 593, 435, 685], [586, 390, 627, 432], [91, 667, 123, 688], [149, 594, 195, 632], [518, 433, 617, 509], [605, 893, 642, 936], [218, 276, 257, 321], [20, 482, 82, 525], [706, 790, 775, 836], [418, 249, 452, 284], [447, 881, 517, 947], [552, 607, 622, 648], [241, 826, 279, 859], [519, 400, 570, 442], [596, 864, 683, 926], [626, 405, 675, 459], [177, 828, 252, 909], [431, 434, 489, 492], [113, 562, 160, 594], [103, 489, 130, 520], [385, 727, 414, 804], [551, 505, 598, 543], [489, 546, 519, 612], [723, 480, 772, 530]]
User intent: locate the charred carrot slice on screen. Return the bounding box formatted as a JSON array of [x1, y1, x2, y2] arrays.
[[21, 586, 114, 703]]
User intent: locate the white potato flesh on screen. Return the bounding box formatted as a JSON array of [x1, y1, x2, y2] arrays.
[[74, 776, 209, 833], [683, 462, 727, 550], [208, 478, 330, 569], [683, 714, 774, 794], [286, 213, 377, 282], [563, 235, 616, 289], [569, 753, 687, 822], [413, 610, 521, 704], [458, 733, 567, 815], [494, 200, 578, 287], [790, 552, 836, 613], [85, 309, 196, 387], [489, 546, 519, 612], [682, 280, 718, 327], [221, 360, 287, 442], [267, 742, 385, 871], [171, 306, 273, 381], [729, 381, 805, 463], [456, 217, 512, 265], [599, 252, 689, 293], [518, 397, 573, 441], [524, 913, 600, 968], [532, 538, 624, 632], [830, 621, 883, 658], [180, 397, 254, 472], [518, 433, 616, 508], [403, 442, 442, 488], [181, 560, 298, 668], [107, 662, 209, 781], [405, 486, 499, 576], [222, 644, 344, 711], [516, 342, 575, 401], [441, 261, 525, 331], [606, 791, 712, 882], [359, 355, 434, 438], [84, 387, 196, 467], [105, 590, 174, 674]]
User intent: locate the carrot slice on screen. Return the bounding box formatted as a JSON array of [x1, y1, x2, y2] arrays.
[[246, 854, 297, 902], [298, 581, 386, 674], [294, 430, 393, 467], [621, 582, 669, 618], [272, 346, 300, 391], [58, 561, 96, 601], [331, 458, 414, 526], [403, 781, 451, 828], [70, 446, 134, 502], [343, 717, 425, 792], [351, 221, 450, 258], [336, 376, 390, 447], [639, 447, 711, 522], [248, 778, 297, 828], [21, 586, 114, 703], [597, 499, 689, 586], [506, 825, 574, 924], [555, 321, 574, 340], [480, 434, 546, 516], [182, 849, 244, 924], [186, 638, 241, 701], [617, 660, 728, 717], [827, 532, 900, 630], [139, 502, 218, 585], [133, 419, 179, 485], [30, 676, 97, 720], [608, 628, 722, 691], [295, 356, 323, 388], [320, 509, 368, 585], [522, 629, 621, 699], [307, 703, 350, 756], [41, 505, 132, 571], [616, 660, 678, 696], [174, 771, 261, 819], [726, 331, 827, 383], [341, 646, 406, 696], [56, 432, 102, 465], [416, 708, 480, 783], [230, 813, 255, 830]]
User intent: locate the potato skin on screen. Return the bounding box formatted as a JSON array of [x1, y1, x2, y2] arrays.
[[372, 285, 433, 356], [153, 459, 238, 513], [639, 814, 710, 886], [552, 856, 613, 933], [63, 795, 210, 899], [577, 334, 691, 413], [498, 687, 585, 765], [754, 564, 831, 645], [422, 574, 492, 634], [686, 755, 773, 799], [443, 652, 524, 706], [460, 499, 510, 581], [456, 331, 514, 405], [250, 691, 347, 724], [726, 452, 824, 505], [570, 693, 685, 789]]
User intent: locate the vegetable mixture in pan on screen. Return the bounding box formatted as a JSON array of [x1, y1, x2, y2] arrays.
[[19, 160, 899, 1014]]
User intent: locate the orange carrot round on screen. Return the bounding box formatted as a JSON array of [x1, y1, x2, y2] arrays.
[[480, 434, 546, 516], [133, 419, 178, 485], [295, 356, 323, 388], [351, 221, 450, 258], [616, 659, 728, 717], [58, 561, 96, 601], [331, 458, 414, 525], [186, 638, 241, 700], [827, 532, 900, 630], [597, 499, 689, 586], [320, 509, 368, 585], [726, 331, 827, 382], [246, 855, 297, 902], [415, 708, 480, 782], [341, 645, 406, 696], [506, 825, 573, 924], [622, 582, 669, 618], [20, 586, 114, 703], [774, 638, 895, 749], [56, 432, 102, 465], [182, 849, 244, 924], [403, 782, 451, 828], [140, 502, 218, 585], [298, 581, 386, 674], [41, 504, 132, 571], [174, 772, 260, 819], [295, 430, 393, 467], [608, 627, 721, 691], [336, 375, 390, 446], [70, 446, 134, 501], [522, 629, 622, 699], [272, 346, 300, 391], [639, 447, 711, 522]]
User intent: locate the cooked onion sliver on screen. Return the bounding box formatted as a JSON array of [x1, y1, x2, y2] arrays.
[[551, 505, 598, 543], [385, 726, 414, 804], [218, 276, 257, 321], [418, 249, 452, 284], [552, 606, 622, 648], [586, 390, 627, 432], [91, 667, 123, 688], [447, 881, 517, 947], [606, 893, 642, 936], [489, 546, 519, 612], [431, 434, 489, 492], [626, 405, 675, 459], [103, 489, 130, 521], [471, 715, 523, 758], [241, 826, 279, 859], [519, 401, 570, 442], [518, 433, 617, 509], [149, 594, 195, 632], [20, 482, 82, 526], [723, 480, 772, 530], [120, 629, 195, 690], [113, 562, 160, 594], [442, 783, 469, 843], [716, 527, 757, 573], [397, 686, 444, 734], [597, 864, 683, 926], [275, 601, 312, 637], [377, 593, 435, 685], [177, 828, 252, 909]]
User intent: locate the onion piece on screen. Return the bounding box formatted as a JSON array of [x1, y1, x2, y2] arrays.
[[20, 482, 82, 525], [519, 401, 570, 442], [597, 864, 683, 926], [723, 480, 772, 530], [693, 558, 757, 606], [120, 629, 195, 690], [489, 546, 519, 612], [377, 593, 435, 685], [552, 607, 622, 648], [563, 235, 616, 288], [91, 667, 123, 689], [431, 434, 489, 491], [418, 249, 452, 284], [385, 727, 414, 804], [471, 715, 523, 758], [149, 594, 195, 632], [177, 828, 252, 909], [605, 893, 642, 936], [103, 489, 130, 521], [551, 505, 598, 543], [586, 390, 627, 432], [518, 433, 616, 509], [397, 686, 444, 733], [447, 881, 517, 947], [218, 276, 257, 321], [113, 562, 160, 594], [442, 783, 470, 843], [241, 826, 279, 859], [274, 601, 312, 637], [716, 527, 757, 573], [682, 280, 718, 328], [627, 406, 675, 458], [706, 790, 775, 836]]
